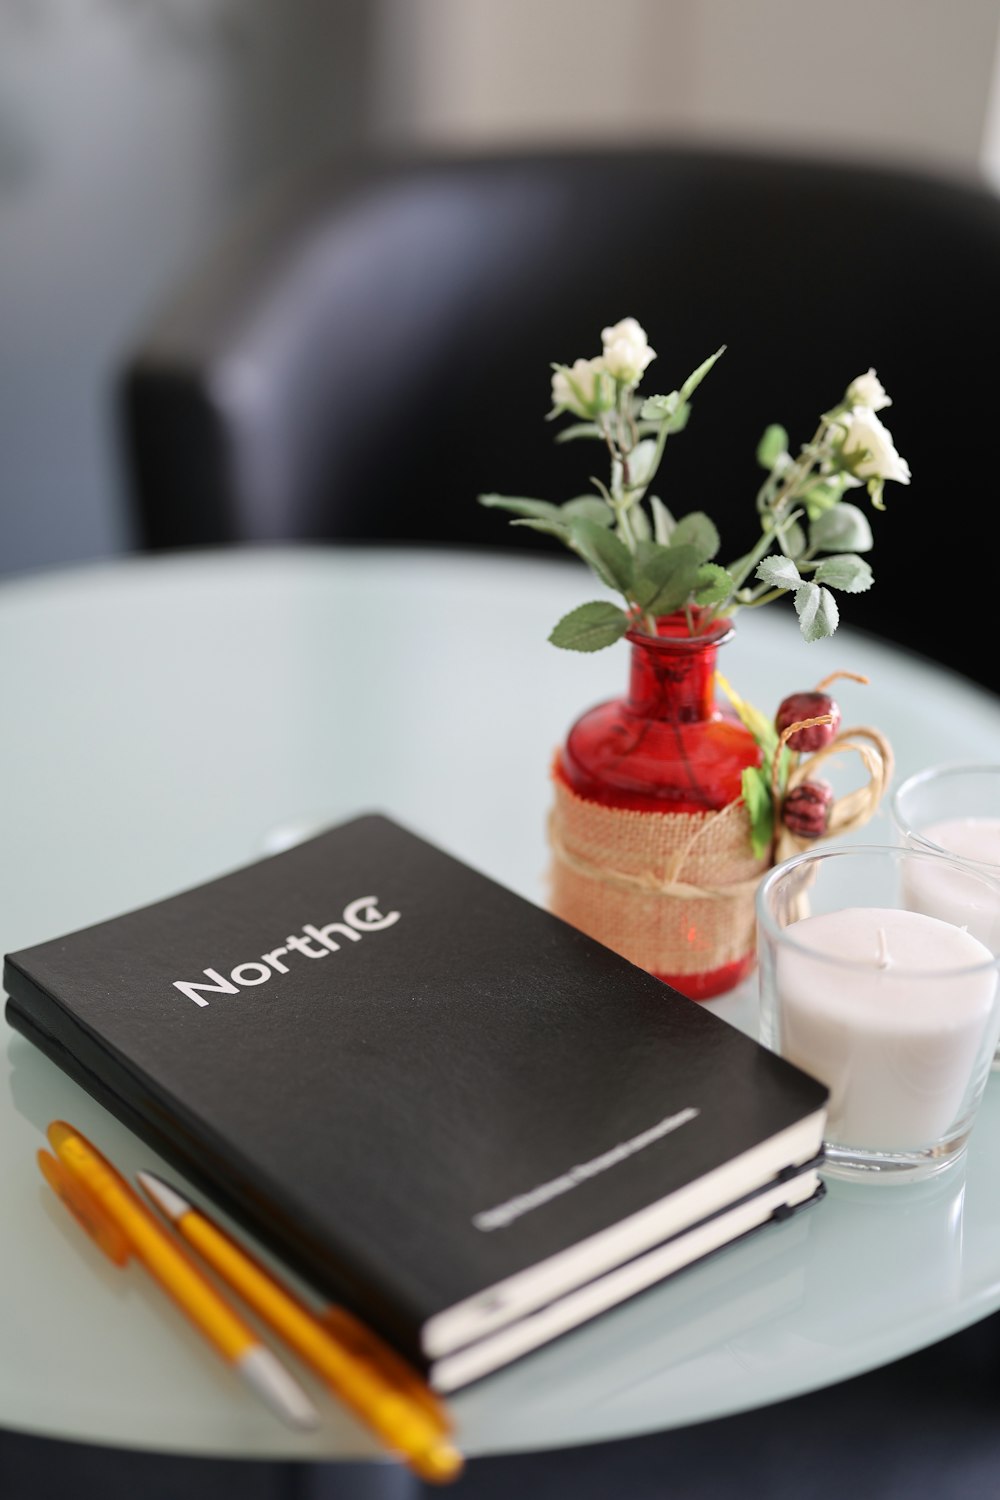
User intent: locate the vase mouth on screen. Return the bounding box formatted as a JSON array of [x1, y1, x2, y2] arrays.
[[625, 610, 734, 653]]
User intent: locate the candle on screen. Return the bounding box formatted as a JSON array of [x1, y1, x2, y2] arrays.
[[777, 906, 997, 1149], [901, 816, 1000, 945]]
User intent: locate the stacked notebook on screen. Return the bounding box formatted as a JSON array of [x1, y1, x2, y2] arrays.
[[3, 812, 828, 1391]]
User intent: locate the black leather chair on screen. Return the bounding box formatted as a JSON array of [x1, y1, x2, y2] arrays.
[[118, 142, 1000, 686]]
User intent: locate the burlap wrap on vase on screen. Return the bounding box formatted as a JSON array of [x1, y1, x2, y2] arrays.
[[547, 772, 770, 977]]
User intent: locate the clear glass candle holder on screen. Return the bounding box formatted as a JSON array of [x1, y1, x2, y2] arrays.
[[890, 763, 1000, 1066], [756, 843, 1000, 1184]]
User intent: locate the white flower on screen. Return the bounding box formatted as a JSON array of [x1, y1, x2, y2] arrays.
[[550, 357, 612, 418], [600, 317, 656, 384], [839, 406, 911, 485], [846, 368, 892, 411]]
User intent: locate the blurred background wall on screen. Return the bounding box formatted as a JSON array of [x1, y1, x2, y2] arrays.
[[2, 0, 1000, 580], [375, 0, 1000, 177], [0, 0, 375, 579]]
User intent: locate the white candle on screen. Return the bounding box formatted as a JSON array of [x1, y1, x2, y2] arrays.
[[776, 906, 997, 1149], [902, 817, 1000, 946]]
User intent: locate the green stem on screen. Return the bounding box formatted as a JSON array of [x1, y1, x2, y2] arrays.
[[616, 504, 637, 553], [646, 413, 673, 492], [740, 587, 787, 609], [765, 420, 828, 519], [727, 526, 787, 595]]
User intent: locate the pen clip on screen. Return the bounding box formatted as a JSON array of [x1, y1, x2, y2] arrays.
[[37, 1149, 133, 1267]]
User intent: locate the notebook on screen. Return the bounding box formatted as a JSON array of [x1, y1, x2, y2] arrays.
[[3, 812, 828, 1389]]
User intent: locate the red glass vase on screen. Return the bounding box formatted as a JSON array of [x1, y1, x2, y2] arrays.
[[548, 610, 765, 1000]]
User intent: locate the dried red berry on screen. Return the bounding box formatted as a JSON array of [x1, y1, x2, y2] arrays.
[[782, 779, 834, 838], [775, 691, 841, 751]]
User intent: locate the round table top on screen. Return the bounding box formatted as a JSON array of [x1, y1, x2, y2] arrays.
[[3, 543, 1000, 1463]]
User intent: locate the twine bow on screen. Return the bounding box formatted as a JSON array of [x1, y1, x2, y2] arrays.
[[771, 672, 895, 864]]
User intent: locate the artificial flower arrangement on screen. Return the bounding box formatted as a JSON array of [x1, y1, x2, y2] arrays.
[[477, 318, 903, 998], [480, 317, 908, 861]]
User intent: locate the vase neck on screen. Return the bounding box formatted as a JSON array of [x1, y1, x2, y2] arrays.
[[625, 615, 730, 723]]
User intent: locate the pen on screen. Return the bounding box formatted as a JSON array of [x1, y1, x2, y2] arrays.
[[38, 1122, 318, 1432], [137, 1170, 464, 1484]]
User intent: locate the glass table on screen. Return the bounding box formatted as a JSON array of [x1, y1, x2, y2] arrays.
[[3, 544, 1000, 1461]]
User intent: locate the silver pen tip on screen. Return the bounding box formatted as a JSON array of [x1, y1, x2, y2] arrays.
[[136, 1170, 191, 1222], [237, 1346, 320, 1430]]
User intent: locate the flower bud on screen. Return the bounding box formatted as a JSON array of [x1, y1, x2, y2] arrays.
[[782, 779, 834, 839], [845, 368, 891, 411], [775, 692, 841, 751], [550, 357, 613, 419], [600, 318, 656, 385]]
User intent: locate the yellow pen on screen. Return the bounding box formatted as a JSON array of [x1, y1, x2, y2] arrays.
[[39, 1122, 318, 1431], [137, 1170, 464, 1485]]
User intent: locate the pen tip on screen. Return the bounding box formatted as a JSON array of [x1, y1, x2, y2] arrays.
[[416, 1440, 465, 1484], [136, 1170, 191, 1222], [237, 1346, 320, 1431]]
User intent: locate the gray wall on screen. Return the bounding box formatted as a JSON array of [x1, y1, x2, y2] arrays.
[[0, 0, 373, 579], [4, 0, 1000, 581], [375, 0, 1000, 181]]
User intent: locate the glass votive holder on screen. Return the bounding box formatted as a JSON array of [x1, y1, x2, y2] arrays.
[[756, 843, 1000, 1184], [890, 763, 1000, 1066], [889, 762, 1000, 935]]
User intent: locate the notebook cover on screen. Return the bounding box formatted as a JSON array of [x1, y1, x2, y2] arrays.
[[5, 996, 824, 1392], [3, 811, 828, 1367]]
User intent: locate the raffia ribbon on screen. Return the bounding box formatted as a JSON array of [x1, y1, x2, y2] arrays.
[[772, 724, 895, 864], [546, 722, 894, 977]]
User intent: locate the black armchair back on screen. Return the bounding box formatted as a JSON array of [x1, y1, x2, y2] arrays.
[[118, 144, 1000, 681]]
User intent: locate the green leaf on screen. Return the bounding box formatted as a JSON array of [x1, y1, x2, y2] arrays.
[[801, 482, 840, 520], [756, 424, 789, 471], [510, 517, 569, 540], [629, 504, 652, 542], [755, 554, 802, 591], [548, 601, 630, 652], [639, 393, 680, 422], [554, 423, 602, 444], [632, 543, 701, 614], [665, 401, 691, 433], [638, 391, 693, 434], [810, 502, 874, 553], [716, 671, 778, 754], [741, 766, 775, 861], [678, 346, 726, 402], [671, 511, 720, 562], [566, 517, 634, 594], [692, 563, 733, 607], [478, 494, 561, 520], [624, 438, 658, 492], [775, 518, 807, 558], [773, 743, 792, 801], [560, 496, 614, 526], [649, 495, 676, 545], [813, 553, 874, 593], [634, 539, 663, 572], [794, 583, 840, 642]]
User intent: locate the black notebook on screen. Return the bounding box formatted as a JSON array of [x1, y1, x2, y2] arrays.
[[4, 812, 828, 1391]]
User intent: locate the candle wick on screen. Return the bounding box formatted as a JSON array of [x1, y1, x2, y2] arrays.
[[876, 927, 891, 969]]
